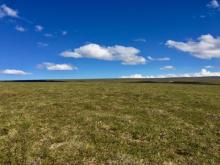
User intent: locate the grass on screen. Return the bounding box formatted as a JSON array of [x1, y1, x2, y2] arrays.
[[0, 79, 220, 164]]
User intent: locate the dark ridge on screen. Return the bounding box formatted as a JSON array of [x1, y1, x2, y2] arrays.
[[171, 81, 220, 85], [1, 77, 220, 84], [125, 81, 220, 85]]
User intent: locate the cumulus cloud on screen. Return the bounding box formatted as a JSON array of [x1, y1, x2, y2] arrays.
[[0, 4, 18, 18], [147, 56, 170, 61], [160, 65, 175, 70], [207, 0, 219, 9], [38, 62, 77, 71], [121, 74, 161, 79], [197, 68, 220, 76], [0, 69, 30, 75], [166, 34, 220, 59], [121, 74, 146, 78], [61, 43, 146, 65], [121, 69, 220, 79], [15, 25, 26, 32], [35, 25, 43, 32]]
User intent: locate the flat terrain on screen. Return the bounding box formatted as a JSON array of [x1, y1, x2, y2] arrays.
[[0, 79, 220, 164]]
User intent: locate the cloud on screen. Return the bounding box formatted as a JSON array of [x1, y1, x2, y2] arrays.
[[166, 34, 220, 59], [160, 65, 175, 70], [133, 38, 147, 42], [35, 25, 43, 32], [0, 4, 33, 24], [121, 74, 146, 79], [147, 56, 170, 61], [0, 69, 30, 75], [37, 42, 48, 47], [205, 65, 214, 69], [44, 33, 53, 37], [191, 69, 220, 77], [61, 43, 146, 65], [207, 0, 220, 9], [62, 31, 67, 36], [0, 4, 18, 18], [15, 25, 26, 32], [121, 69, 220, 79], [37, 62, 77, 71], [200, 15, 206, 18], [121, 74, 156, 79]]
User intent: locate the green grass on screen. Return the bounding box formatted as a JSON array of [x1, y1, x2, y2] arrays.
[[0, 80, 220, 164]]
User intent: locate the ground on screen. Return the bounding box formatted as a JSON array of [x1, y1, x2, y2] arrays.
[[0, 79, 220, 164]]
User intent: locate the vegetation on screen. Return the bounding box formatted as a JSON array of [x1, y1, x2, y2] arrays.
[[0, 79, 220, 164]]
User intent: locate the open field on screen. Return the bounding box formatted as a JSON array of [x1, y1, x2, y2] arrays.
[[0, 78, 220, 164]]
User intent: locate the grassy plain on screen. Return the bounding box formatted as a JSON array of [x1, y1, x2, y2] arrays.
[[0, 78, 220, 164]]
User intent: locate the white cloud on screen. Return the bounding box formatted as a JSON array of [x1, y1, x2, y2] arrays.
[[134, 38, 147, 42], [15, 25, 26, 32], [44, 33, 53, 37], [37, 42, 48, 47], [0, 69, 30, 75], [121, 69, 220, 79], [197, 68, 220, 76], [160, 65, 175, 70], [121, 74, 165, 79], [62, 31, 67, 36], [166, 34, 220, 59], [0, 4, 18, 18], [207, 0, 219, 9], [0, 4, 33, 24], [147, 56, 170, 61], [61, 43, 146, 65], [35, 25, 44, 32], [38, 62, 77, 71], [205, 65, 214, 69], [122, 74, 146, 79]]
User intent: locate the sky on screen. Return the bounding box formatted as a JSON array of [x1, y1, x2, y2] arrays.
[[0, 0, 220, 80]]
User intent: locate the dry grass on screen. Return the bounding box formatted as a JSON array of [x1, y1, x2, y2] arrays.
[[0, 80, 220, 164]]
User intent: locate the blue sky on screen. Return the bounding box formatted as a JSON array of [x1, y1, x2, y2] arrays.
[[0, 0, 220, 80]]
